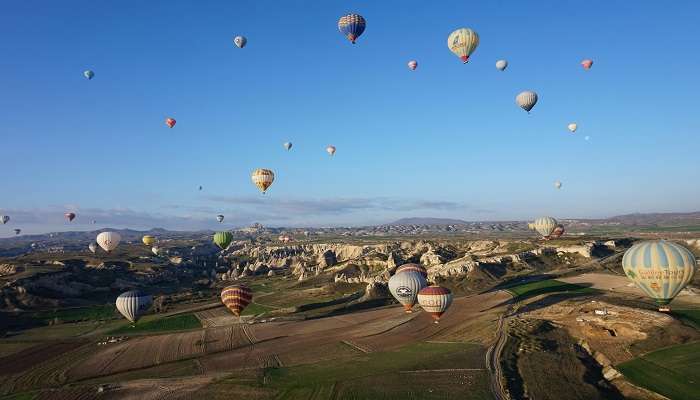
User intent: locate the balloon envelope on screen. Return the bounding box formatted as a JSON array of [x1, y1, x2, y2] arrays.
[[447, 28, 479, 63], [568, 123, 578, 133], [407, 60, 418, 70], [326, 145, 336, 156], [217, 214, 225, 223], [96, 231, 121, 252], [142, 235, 156, 246], [395, 263, 428, 279], [166, 118, 176, 128], [116, 290, 152, 323], [13, 229, 21, 235], [516, 91, 538, 113], [151, 246, 160, 256], [622, 240, 697, 309], [551, 225, 565, 239], [88, 242, 98, 253], [417, 286, 453, 322], [233, 35, 247, 48], [532, 217, 558, 238], [1, 216, 9, 224], [65, 212, 76, 222], [283, 142, 292, 151], [496, 60, 508, 71], [214, 231, 233, 250], [389, 271, 428, 312], [581, 59, 593, 70], [338, 14, 366, 44], [84, 70, 94, 80], [251, 169, 275, 193], [554, 181, 562, 189], [221, 285, 252, 317]]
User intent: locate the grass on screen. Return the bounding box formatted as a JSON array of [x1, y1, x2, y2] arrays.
[[31, 304, 116, 323], [108, 313, 201, 335], [617, 341, 700, 400], [505, 279, 597, 301], [241, 302, 276, 316], [0, 393, 37, 400], [672, 309, 700, 329]]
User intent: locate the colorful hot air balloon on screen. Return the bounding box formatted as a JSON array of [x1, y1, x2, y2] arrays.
[[65, 212, 76, 222], [554, 180, 562, 189], [1, 215, 9, 224], [88, 242, 98, 253], [417, 286, 453, 323], [283, 142, 292, 151], [622, 240, 697, 311], [531, 217, 558, 239], [395, 263, 428, 279], [96, 231, 121, 252], [550, 224, 565, 239], [233, 35, 247, 48], [165, 118, 176, 128], [221, 285, 252, 317], [581, 59, 593, 70], [338, 14, 366, 44], [151, 246, 160, 256], [495, 60, 508, 71], [389, 271, 428, 312], [326, 145, 336, 156], [568, 123, 578, 133], [278, 234, 292, 243], [13, 229, 21, 235], [251, 169, 275, 193], [213, 231, 233, 250], [84, 70, 94, 80], [447, 28, 479, 63], [142, 235, 156, 246], [516, 91, 538, 113], [217, 214, 225, 223], [407, 60, 418, 71], [116, 290, 152, 323]]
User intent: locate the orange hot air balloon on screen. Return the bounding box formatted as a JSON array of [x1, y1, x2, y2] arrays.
[[581, 59, 593, 70], [65, 212, 76, 222], [417, 286, 453, 323], [221, 285, 252, 317], [165, 118, 176, 128], [395, 263, 428, 279]]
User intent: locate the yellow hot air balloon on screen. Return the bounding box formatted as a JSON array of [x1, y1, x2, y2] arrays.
[[251, 169, 275, 194], [142, 235, 156, 246], [622, 240, 697, 311], [447, 28, 479, 63]]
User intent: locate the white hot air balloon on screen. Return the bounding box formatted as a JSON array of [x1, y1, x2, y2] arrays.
[[283, 142, 292, 151], [88, 242, 98, 254], [407, 60, 418, 70], [115, 290, 152, 323], [326, 145, 336, 156], [568, 123, 578, 133], [554, 180, 562, 189], [495, 60, 508, 71], [516, 91, 538, 113], [151, 246, 160, 256], [388, 271, 428, 312], [216, 214, 225, 223], [1, 215, 9, 224], [233, 35, 247, 48], [96, 231, 121, 253]]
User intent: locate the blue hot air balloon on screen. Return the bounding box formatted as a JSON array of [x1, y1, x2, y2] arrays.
[[338, 14, 366, 44]]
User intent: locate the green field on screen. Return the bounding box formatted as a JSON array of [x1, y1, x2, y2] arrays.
[[617, 342, 700, 400], [506, 279, 597, 301], [31, 304, 116, 323], [672, 309, 700, 329], [240, 302, 276, 316], [108, 313, 201, 335]]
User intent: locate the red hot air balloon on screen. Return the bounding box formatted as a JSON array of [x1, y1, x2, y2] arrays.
[[407, 60, 418, 71], [395, 263, 428, 279], [551, 225, 565, 239], [65, 212, 76, 222], [221, 285, 252, 317], [417, 286, 453, 323], [165, 118, 176, 128], [581, 59, 593, 70]]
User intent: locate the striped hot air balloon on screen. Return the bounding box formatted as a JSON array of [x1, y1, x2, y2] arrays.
[[251, 168, 275, 193], [389, 271, 428, 312], [142, 235, 156, 246], [395, 263, 428, 279], [217, 214, 225, 223], [516, 91, 538, 113], [338, 14, 366, 44], [532, 217, 558, 239], [221, 285, 253, 317], [116, 290, 152, 323], [417, 286, 453, 323], [213, 231, 233, 250], [622, 240, 698, 311], [447, 28, 479, 63]]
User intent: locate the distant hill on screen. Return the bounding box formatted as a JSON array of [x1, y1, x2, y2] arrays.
[[605, 212, 700, 226], [389, 217, 470, 225]]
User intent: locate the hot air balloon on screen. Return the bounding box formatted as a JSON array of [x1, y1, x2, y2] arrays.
[[395, 263, 428, 279], [217, 214, 225, 223], [65, 212, 76, 222], [568, 123, 578, 133], [407, 60, 418, 71], [84, 70, 94, 80], [516, 91, 538, 113], [165, 118, 176, 128], [198, 185, 203, 191], [622, 240, 697, 311], [447, 28, 479, 63], [554, 181, 562, 190], [550, 224, 565, 239], [531, 217, 558, 239], [495, 60, 508, 71], [338, 14, 366, 44], [142, 235, 156, 246], [1, 216, 9, 224], [13, 229, 21, 235], [151, 246, 160, 256], [326, 145, 336, 156], [221, 285, 252, 317], [88, 242, 98, 253], [96, 231, 121, 252], [389, 271, 428, 312], [417, 286, 453, 323], [251, 169, 275, 194], [213, 231, 233, 250], [116, 290, 152, 323], [233, 35, 247, 48], [91, 220, 97, 224], [283, 142, 292, 151], [278, 234, 292, 243], [581, 59, 593, 70]]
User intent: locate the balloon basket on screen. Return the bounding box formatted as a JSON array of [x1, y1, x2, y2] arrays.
[[658, 306, 671, 312]]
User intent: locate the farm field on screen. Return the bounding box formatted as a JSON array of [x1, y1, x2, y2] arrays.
[[108, 313, 202, 335], [505, 279, 597, 301]]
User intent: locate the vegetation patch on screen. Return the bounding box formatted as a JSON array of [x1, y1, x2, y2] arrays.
[[108, 313, 201, 335], [31, 304, 116, 323], [506, 279, 597, 302], [671, 309, 700, 329]]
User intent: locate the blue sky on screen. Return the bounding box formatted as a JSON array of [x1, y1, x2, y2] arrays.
[[1, 0, 699, 235]]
